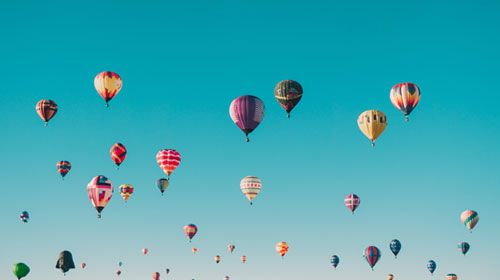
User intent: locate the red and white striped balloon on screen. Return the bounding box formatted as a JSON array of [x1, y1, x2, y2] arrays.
[[156, 149, 181, 177]]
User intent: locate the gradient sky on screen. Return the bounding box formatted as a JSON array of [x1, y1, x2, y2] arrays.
[[1, 0, 499, 279]]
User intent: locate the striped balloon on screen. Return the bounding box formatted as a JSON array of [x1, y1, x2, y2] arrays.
[[240, 176, 262, 205], [274, 80, 303, 118], [214, 255, 221, 264], [446, 273, 458, 280], [119, 184, 134, 202], [183, 224, 198, 242], [20, 211, 29, 223], [227, 244, 235, 253], [110, 143, 127, 168], [94, 71, 122, 107], [229, 95, 265, 142], [458, 242, 470, 255], [330, 255, 339, 269], [241, 255, 247, 264], [427, 260, 437, 275], [345, 194, 360, 214], [156, 149, 181, 177], [56, 161, 71, 179], [156, 178, 169, 195], [389, 239, 401, 258], [357, 110, 387, 146], [364, 246, 381, 270], [86, 175, 113, 218], [276, 241, 289, 257], [36, 99, 58, 126], [461, 210, 479, 232], [152, 272, 160, 280], [390, 82, 421, 122]]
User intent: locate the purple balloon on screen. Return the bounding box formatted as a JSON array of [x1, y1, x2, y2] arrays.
[[229, 95, 265, 142]]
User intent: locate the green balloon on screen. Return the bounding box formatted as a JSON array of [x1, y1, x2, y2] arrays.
[[13, 263, 30, 279]]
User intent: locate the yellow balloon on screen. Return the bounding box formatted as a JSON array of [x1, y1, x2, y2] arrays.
[[357, 110, 387, 146]]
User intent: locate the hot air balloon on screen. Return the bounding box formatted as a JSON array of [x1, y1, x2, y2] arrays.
[[214, 255, 221, 264], [388, 274, 394, 280], [184, 224, 198, 242], [330, 255, 339, 269], [13, 263, 30, 280], [228, 244, 235, 253], [36, 99, 58, 126], [110, 143, 127, 168], [118, 261, 123, 267], [458, 242, 470, 255], [20, 211, 29, 223], [390, 82, 421, 122], [274, 80, 303, 118], [87, 175, 113, 218], [241, 255, 247, 264], [446, 274, 458, 280], [276, 241, 289, 257], [357, 110, 387, 146], [229, 95, 265, 142], [364, 246, 381, 270], [427, 260, 437, 275], [344, 194, 360, 214], [224, 276, 230, 280], [390, 239, 401, 258], [157, 178, 169, 195], [192, 247, 198, 254], [56, 161, 71, 179], [240, 176, 262, 205], [166, 269, 170, 274], [461, 210, 479, 232], [119, 184, 134, 202], [142, 248, 149, 255], [56, 250, 75, 275], [80, 263, 86, 269], [116, 270, 122, 276], [153, 272, 160, 280], [94, 71, 122, 107], [156, 149, 181, 178]]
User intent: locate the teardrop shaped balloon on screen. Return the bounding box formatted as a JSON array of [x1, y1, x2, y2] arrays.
[[214, 255, 221, 264], [458, 242, 470, 255], [20, 211, 29, 223], [227, 244, 235, 253], [86, 175, 113, 218], [110, 143, 127, 168], [241, 255, 247, 263], [344, 194, 360, 214], [56, 161, 71, 179], [364, 246, 381, 270], [390, 239, 401, 258], [427, 260, 437, 275], [13, 263, 30, 280], [119, 184, 134, 202], [192, 247, 198, 254], [36, 99, 58, 126], [446, 274, 458, 280], [142, 248, 149, 255], [183, 224, 198, 242], [80, 262, 86, 269], [276, 241, 289, 257], [94, 71, 122, 107], [156, 149, 181, 178], [330, 255, 339, 269], [357, 110, 387, 146], [229, 95, 265, 142], [240, 176, 262, 205], [153, 272, 160, 280], [390, 82, 421, 121], [118, 261, 123, 267], [116, 270, 122, 276], [224, 276, 230, 280], [274, 80, 303, 118], [460, 210, 479, 232], [157, 178, 169, 195]]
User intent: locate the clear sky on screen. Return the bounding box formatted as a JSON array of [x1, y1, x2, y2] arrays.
[[0, 0, 499, 279]]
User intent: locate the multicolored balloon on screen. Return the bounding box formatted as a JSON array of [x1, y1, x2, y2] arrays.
[[344, 194, 360, 214], [241, 255, 247, 264], [157, 178, 169, 195], [20, 211, 29, 223], [94, 71, 122, 107], [240, 176, 262, 205], [80, 263, 86, 269], [330, 255, 339, 269], [388, 274, 394, 280], [56, 250, 75, 275], [142, 248, 149, 255], [36, 99, 58, 126], [214, 255, 221, 264], [184, 224, 198, 242], [390, 82, 421, 122], [119, 184, 134, 202], [56, 161, 71, 179], [446, 273, 458, 280], [364, 246, 381, 270], [276, 241, 289, 257], [274, 80, 303, 118], [427, 260, 437, 275], [86, 175, 113, 218], [13, 263, 30, 280], [458, 242, 470, 255], [227, 244, 235, 253], [156, 149, 181, 178], [153, 272, 160, 280], [110, 143, 127, 168], [390, 239, 401, 258], [461, 210, 479, 232], [192, 247, 198, 254], [357, 110, 387, 146], [229, 95, 265, 142]]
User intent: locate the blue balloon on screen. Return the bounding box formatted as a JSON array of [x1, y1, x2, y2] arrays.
[[330, 255, 339, 269], [390, 239, 401, 258], [427, 260, 437, 275]]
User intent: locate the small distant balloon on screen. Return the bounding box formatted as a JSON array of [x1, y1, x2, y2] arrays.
[[427, 260, 437, 275], [116, 270, 122, 276], [330, 255, 339, 269], [20, 211, 29, 223], [274, 80, 303, 118], [184, 224, 198, 242], [214, 255, 221, 264], [241, 255, 247, 264], [229, 95, 265, 142], [94, 71, 122, 107], [458, 242, 470, 255], [224, 276, 230, 280], [192, 247, 198, 254], [240, 176, 262, 205], [390, 239, 401, 258], [110, 143, 127, 168], [357, 110, 387, 146], [461, 210, 479, 232], [13, 263, 30, 280], [142, 248, 149, 255], [388, 274, 394, 280], [119, 184, 134, 202], [446, 274, 458, 280], [80, 263, 86, 269], [364, 246, 381, 270], [276, 241, 289, 257], [390, 82, 421, 121], [55, 250, 75, 275], [36, 99, 58, 126], [157, 178, 169, 195], [56, 161, 71, 179], [153, 272, 160, 280], [118, 261, 123, 267], [345, 194, 360, 214], [228, 244, 235, 253]]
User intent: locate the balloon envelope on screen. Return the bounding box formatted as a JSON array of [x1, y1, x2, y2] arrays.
[[240, 176, 262, 205], [229, 95, 265, 142], [274, 80, 303, 117], [184, 224, 198, 241], [156, 149, 181, 177], [330, 255, 339, 268], [13, 263, 30, 280], [55, 251, 75, 274], [390, 239, 401, 258], [390, 82, 421, 121], [36, 99, 58, 125], [364, 246, 381, 270], [110, 143, 127, 167], [87, 175, 113, 218], [461, 210, 479, 231], [345, 194, 360, 213], [56, 161, 71, 178], [119, 184, 134, 202], [427, 260, 437, 274], [458, 242, 470, 255], [94, 71, 122, 107], [157, 178, 169, 195], [20, 211, 29, 223], [357, 110, 387, 146], [276, 241, 289, 257]]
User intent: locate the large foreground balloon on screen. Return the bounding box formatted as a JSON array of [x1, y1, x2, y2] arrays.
[[153, 272, 160, 280], [94, 71, 122, 107], [184, 224, 198, 242], [119, 184, 134, 202], [56, 250, 75, 275], [20, 211, 29, 223], [364, 246, 381, 270], [228, 244, 235, 253], [357, 110, 387, 146], [240, 176, 262, 205], [110, 143, 127, 168], [13, 263, 30, 280], [229, 95, 265, 142], [56, 161, 71, 179], [87, 175, 113, 218], [344, 194, 360, 214], [446, 274, 458, 280], [276, 241, 289, 257], [36, 99, 58, 126], [461, 210, 479, 232], [390, 82, 421, 121], [427, 260, 437, 275], [157, 178, 169, 195], [390, 239, 401, 258], [330, 255, 339, 269], [156, 149, 181, 178], [458, 242, 470, 255], [274, 80, 303, 118]]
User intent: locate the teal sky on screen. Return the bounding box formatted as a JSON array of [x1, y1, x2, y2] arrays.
[[1, 0, 499, 279]]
